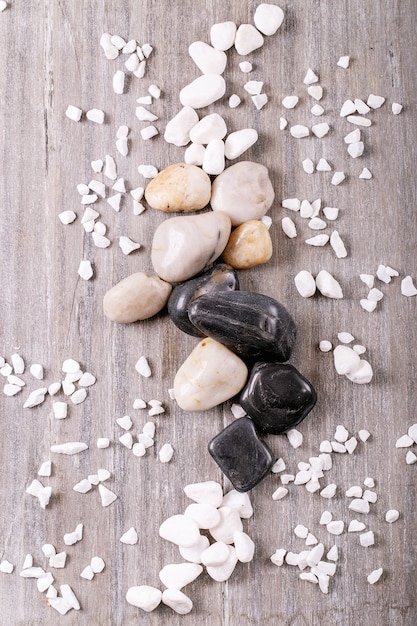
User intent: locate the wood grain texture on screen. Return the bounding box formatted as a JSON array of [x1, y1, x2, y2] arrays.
[[0, 1, 416, 624]]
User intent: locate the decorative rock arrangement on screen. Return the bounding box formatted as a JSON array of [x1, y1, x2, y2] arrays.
[[103, 159, 317, 492]]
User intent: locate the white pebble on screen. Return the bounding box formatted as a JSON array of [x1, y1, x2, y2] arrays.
[[184, 143, 205, 166], [385, 509, 400, 523], [162, 588, 193, 615], [308, 85, 323, 100], [408, 423, 417, 443], [132, 443, 146, 457], [319, 511, 332, 525], [97, 438, 110, 449], [116, 415, 132, 430], [120, 527, 138, 545], [317, 159, 331, 172], [210, 507, 243, 543], [320, 484, 337, 499], [331, 441, 346, 453], [360, 530, 375, 547], [305, 234, 329, 246], [50, 441, 88, 455], [392, 102, 403, 115], [294, 270, 316, 298], [98, 484, 117, 507], [294, 524, 309, 539], [367, 94, 385, 109], [331, 171, 345, 186], [360, 299, 377, 312], [270, 548, 286, 567], [119, 236, 141, 256], [311, 104, 324, 116], [340, 99, 356, 117], [395, 434, 414, 448], [224, 128, 258, 160], [188, 41, 227, 75], [282, 198, 300, 211], [327, 545, 338, 561], [49, 552, 67, 569], [135, 356, 151, 377], [280, 116, 288, 129], [0, 560, 14, 573], [80, 565, 94, 580], [367, 568, 383, 584], [202, 138, 225, 175], [251, 93, 268, 110], [233, 530, 255, 563], [287, 429, 303, 448], [368, 287, 384, 302], [239, 61, 253, 73], [316, 270, 343, 299], [348, 141, 364, 158], [302, 158, 314, 174], [359, 167, 373, 179], [159, 443, 174, 463], [303, 68, 318, 85], [78, 260, 93, 281], [272, 487, 288, 500], [86, 108, 104, 124], [312, 123, 330, 138], [282, 95, 299, 109], [401, 276, 417, 297], [345, 128, 361, 143], [119, 433, 133, 449], [345, 437, 358, 454], [346, 359, 373, 384], [349, 498, 370, 514], [319, 340, 332, 352], [358, 429, 371, 442], [91, 159, 103, 173], [138, 164, 158, 179], [281, 216, 297, 239], [348, 521, 366, 535], [112, 70, 125, 94], [337, 55, 350, 68], [59, 210, 77, 225], [234, 24, 264, 55], [347, 115, 371, 127], [290, 125, 309, 138], [159, 514, 201, 547], [126, 586, 162, 612], [228, 94, 241, 108], [184, 481, 223, 508], [355, 98, 370, 114], [308, 217, 326, 230], [221, 490, 253, 519], [180, 74, 226, 109], [73, 479, 92, 494], [327, 520, 344, 535], [65, 104, 82, 122], [90, 556, 105, 574], [254, 4, 284, 35], [141, 125, 159, 140], [210, 21, 237, 51], [70, 388, 87, 404]]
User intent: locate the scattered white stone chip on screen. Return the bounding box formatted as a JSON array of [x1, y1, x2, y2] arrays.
[[281, 216, 297, 239], [159, 443, 174, 463], [294, 271, 316, 298], [290, 125, 309, 139], [359, 167, 372, 179], [287, 429, 303, 449], [367, 568, 383, 584], [392, 102, 403, 115], [98, 484, 117, 507], [120, 527, 138, 545], [135, 356, 151, 377], [50, 442, 88, 455], [86, 109, 104, 124], [316, 270, 343, 299], [401, 276, 417, 296], [78, 260, 93, 281], [282, 95, 299, 109], [367, 94, 385, 109], [331, 171, 345, 186], [337, 55, 350, 69], [0, 560, 14, 573]]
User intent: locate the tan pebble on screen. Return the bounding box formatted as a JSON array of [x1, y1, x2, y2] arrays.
[[173, 338, 248, 411], [145, 163, 211, 212], [222, 220, 272, 269], [210, 161, 274, 226], [103, 272, 172, 323]]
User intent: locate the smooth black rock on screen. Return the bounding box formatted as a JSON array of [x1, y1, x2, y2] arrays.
[[239, 362, 317, 435], [167, 264, 239, 337], [208, 417, 276, 492], [188, 291, 296, 360]]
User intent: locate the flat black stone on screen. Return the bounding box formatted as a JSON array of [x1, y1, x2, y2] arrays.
[[239, 362, 317, 435], [188, 291, 296, 360], [208, 417, 276, 492], [167, 264, 239, 337]]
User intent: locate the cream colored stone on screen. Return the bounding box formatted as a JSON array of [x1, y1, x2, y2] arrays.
[[222, 220, 272, 269], [211, 161, 275, 226], [173, 338, 248, 411], [103, 272, 172, 323], [144, 163, 211, 212], [151, 211, 231, 283]]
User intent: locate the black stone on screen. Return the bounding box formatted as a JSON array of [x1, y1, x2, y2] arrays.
[[167, 264, 239, 337], [208, 417, 276, 492], [239, 362, 317, 435], [188, 291, 296, 361]]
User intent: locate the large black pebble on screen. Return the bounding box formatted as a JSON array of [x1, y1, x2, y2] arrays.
[[188, 291, 296, 360], [167, 264, 239, 337], [208, 417, 276, 492], [239, 362, 317, 435]]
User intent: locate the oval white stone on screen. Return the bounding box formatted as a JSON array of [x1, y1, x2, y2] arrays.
[[201, 541, 230, 567], [233, 530, 255, 562], [209, 506, 243, 544], [162, 588, 193, 615], [224, 128, 258, 160], [180, 74, 226, 109], [206, 545, 238, 582], [159, 514, 201, 548], [159, 563, 203, 590], [173, 339, 248, 412], [210, 21, 237, 51], [184, 480, 223, 507], [202, 138, 225, 175], [151, 211, 231, 283], [126, 586, 162, 612], [188, 41, 227, 75], [184, 503, 222, 529], [333, 346, 361, 375], [294, 270, 316, 298], [254, 3, 284, 35]]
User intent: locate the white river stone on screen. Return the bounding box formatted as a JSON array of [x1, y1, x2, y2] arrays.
[[189, 113, 227, 144], [210, 21, 237, 51], [234, 24, 264, 55], [151, 211, 231, 283], [144, 163, 211, 212], [159, 563, 203, 590], [224, 128, 258, 160], [189, 41, 227, 75], [126, 586, 162, 612], [173, 338, 248, 411], [202, 138, 225, 175], [103, 272, 172, 323], [180, 75, 226, 109], [210, 161, 274, 226], [164, 106, 199, 147], [254, 4, 285, 35], [162, 589, 193, 615]]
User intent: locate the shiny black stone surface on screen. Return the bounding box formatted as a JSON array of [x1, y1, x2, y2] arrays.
[[208, 417, 276, 492], [167, 264, 239, 337], [239, 362, 317, 434], [188, 291, 296, 360]]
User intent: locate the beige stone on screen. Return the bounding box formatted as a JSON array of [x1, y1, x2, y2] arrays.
[[222, 220, 272, 269], [210, 161, 274, 226], [173, 338, 248, 411], [151, 211, 231, 283], [103, 272, 172, 323], [144, 163, 211, 212]]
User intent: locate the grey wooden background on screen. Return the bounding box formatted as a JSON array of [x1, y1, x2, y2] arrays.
[[0, 1, 416, 624]]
